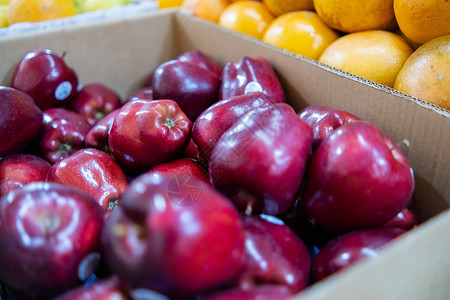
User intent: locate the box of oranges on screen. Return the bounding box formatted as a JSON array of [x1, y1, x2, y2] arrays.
[[177, 0, 449, 111]]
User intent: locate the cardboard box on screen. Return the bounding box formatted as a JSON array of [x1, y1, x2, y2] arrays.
[[1, 8, 450, 300]]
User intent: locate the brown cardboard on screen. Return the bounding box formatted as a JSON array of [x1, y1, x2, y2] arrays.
[[1, 8, 450, 299]]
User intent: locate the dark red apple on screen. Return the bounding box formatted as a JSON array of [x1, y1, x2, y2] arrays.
[[381, 207, 419, 230], [236, 214, 311, 293], [0, 182, 104, 298], [54, 276, 129, 300], [146, 157, 210, 187], [152, 59, 220, 120], [201, 285, 292, 300], [10, 49, 78, 110], [311, 228, 405, 282], [0, 86, 43, 157], [126, 87, 154, 102], [219, 56, 285, 104], [47, 148, 128, 217], [209, 103, 313, 215], [38, 108, 92, 164], [192, 92, 276, 160], [0, 154, 51, 197], [177, 50, 223, 79], [302, 121, 415, 233], [69, 83, 122, 126], [298, 104, 360, 149], [108, 100, 192, 174], [85, 108, 120, 154], [102, 172, 246, 298]]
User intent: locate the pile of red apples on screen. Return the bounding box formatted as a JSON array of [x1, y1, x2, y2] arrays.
[[0, 49, 417, 300]]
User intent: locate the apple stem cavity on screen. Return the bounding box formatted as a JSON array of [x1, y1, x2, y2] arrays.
[[58, 143, 72, 155], [95, 111, 105, 122], [164, 117, 176, 129], [43, 215, 61, 233]]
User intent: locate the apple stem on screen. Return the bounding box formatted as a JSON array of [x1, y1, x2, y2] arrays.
[[61, 51, 67, 60], [245, 201, 253, 216]]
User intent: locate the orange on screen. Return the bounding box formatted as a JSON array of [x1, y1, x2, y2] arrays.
[[313, 0, 396, 33], [0, 5, 8, 27], [394, 35, 450, 110], [394, 0, 450, 45], [319, 30, 413, 87], [218, 1, 274, 39], [262, 11, 339, 60], [182, 0, 229, 23], [8, 0, 77, 24], [158, 0, 183, 8], [262, 0, 314, 17]]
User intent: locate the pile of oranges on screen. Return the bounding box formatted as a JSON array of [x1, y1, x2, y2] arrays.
[[164, 0, 450, 111], [0, 0, 131, 28]]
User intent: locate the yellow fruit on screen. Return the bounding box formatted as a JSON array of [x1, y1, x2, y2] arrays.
[[319, 30, 413, 87], [182, 0, 229, 23], [394, 0, 450, 45], [394, 35, 450, 110], [8, 0, 77, 24], [0, 5, 9, 27], [159, 0, 183, 8], [83, 0, 130, 12], [262, 0, 314, 17], [218, 1, 274, 39], [72, 0, 85, 13], [313, 0, 396, 33], [263, 11, 339, 60]]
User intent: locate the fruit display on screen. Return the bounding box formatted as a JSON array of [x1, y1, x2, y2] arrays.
[[0, 48, 420, 299], [173, 0, 450, 111]]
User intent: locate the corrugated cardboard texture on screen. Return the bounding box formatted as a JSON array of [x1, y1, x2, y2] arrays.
[[0, 9, 449, 300]]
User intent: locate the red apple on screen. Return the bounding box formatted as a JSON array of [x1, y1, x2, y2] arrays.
[[102, 172, 246, 298], [54, 276, 129, 300], [381, 207, 419, 231], [209, 103, 313, 215], [146, 157, 210, 186], [0, 154, 51, 197], [38, 108, 92, 164], [69, 83, 122, 126], [108, 100, 192, 174], [126, 87, 154, 102], [0, 182, 104, 298], [311, 228, 405, 282], [0, 86, 43, 157], [85, 108, 120, 154], [47, 148, 129, 217], [10, 49, 78, 110], [192, 92, 276, 160], [219, 56, 285, 104], [177, 50, 223, 79], [152, 59, 220, 120], [298, 104, 360, 149], [303, 121, 415, 233], [200, 285, 292, 300], [236, 214, 311, 293]]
